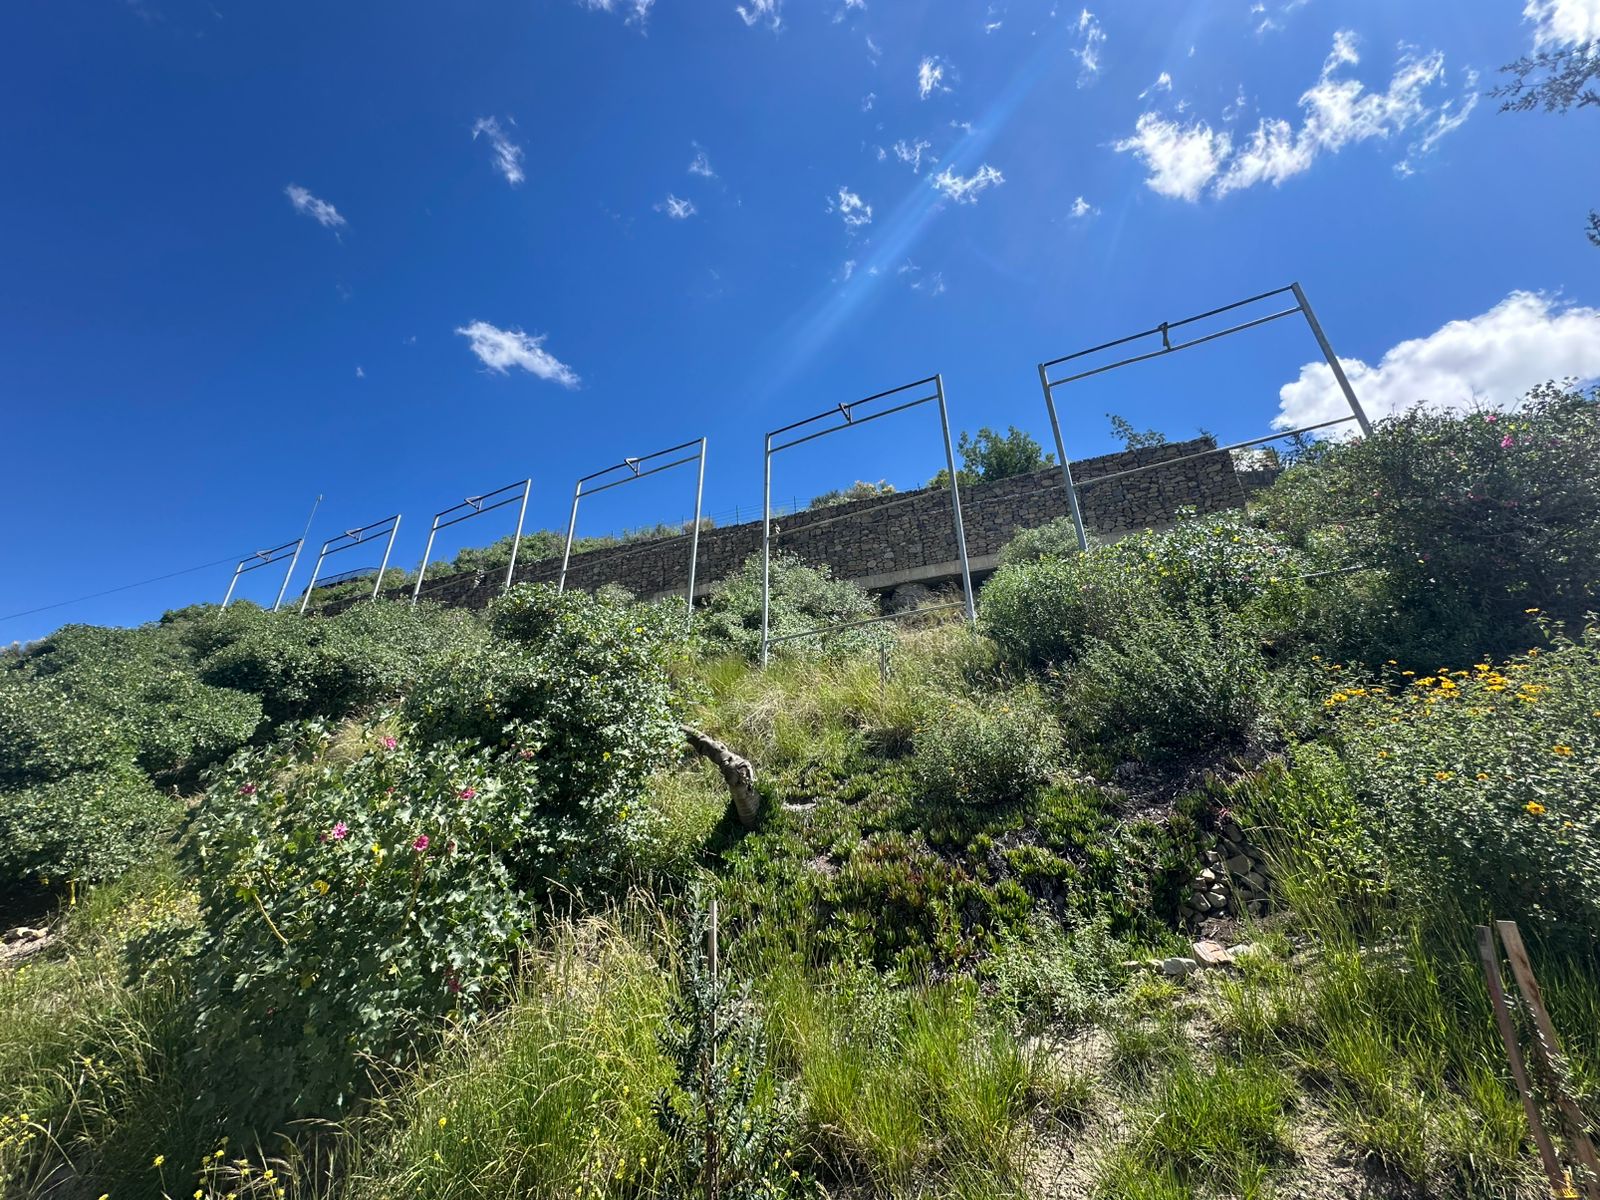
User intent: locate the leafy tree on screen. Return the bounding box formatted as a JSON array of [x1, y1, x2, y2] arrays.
[[1107, 413, 1167, 450], [929, 425, 1054, 488], [1493, 39, 1600, 246], [809, 479, 896, 508]]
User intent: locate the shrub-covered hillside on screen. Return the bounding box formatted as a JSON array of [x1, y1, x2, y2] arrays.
[[2, 387, 1598, 1200]]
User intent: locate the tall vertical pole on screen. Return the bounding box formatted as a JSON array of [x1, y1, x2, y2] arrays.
[[760, 436, 773, 667], [371, 516, 401, 603], [222, 563, 245, 608], [299, 543, 328, 615], [411, 521, 439, 606], [935, 375, 977, 625], [504, 478, 531, 594], [558, 484, 582, 595], [272, 540, 304, 613], [685, 439, 707, 629], [1038, 362, 1090, 553], [1293, 282, 1372, 437], [275, 494, 321, 613]]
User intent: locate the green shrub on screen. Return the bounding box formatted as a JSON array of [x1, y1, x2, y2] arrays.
[[1329, 625, 1600, 946], [1062, 605, 1273, 761], [198, 600, 484, 726], [913, 686, 1063, 806], [1254, 384, 1600, 664], [0, 759, 182, 887], [699, 552, 886, 661], [978, 552, 1154, 671], [186, 587, 682, 1125], [0, 625, 262, 785], [995, 516, 1085, 565]]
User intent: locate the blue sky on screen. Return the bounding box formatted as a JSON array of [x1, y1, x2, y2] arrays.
[[3, 0, 1599, 642]]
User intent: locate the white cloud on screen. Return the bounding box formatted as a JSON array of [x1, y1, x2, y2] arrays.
[[1139, 71, 1173, 99], [929, 163, 1004, 203], [1116, 31, 1477, 202], [284, 184, 346, 230], [830, 186, 873, 227], [893, 137, 933, 173], [918, 55, 952, 99], [911, 270, 946, 297], [1525, 0, 1600, 47], [688, 145, 716, 177], [832, 0, 864, 22], [736, 0, 782, 30], [866, 34, 882, 61], [656, 194, 697, 219], [839, 259, 856, 281], [355, 365, 365, 379], [1274, 291, 1600, 432], [577, 0, 654, 26], [1069, 195, 1099, 218], [861, 92, 876, 111], [471, 116, 525, 186], [1073, 9, 1106, 85], [456, 320, 581, 388]]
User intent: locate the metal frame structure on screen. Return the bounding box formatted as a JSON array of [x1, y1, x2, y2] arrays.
[[412, 479, 532, 605], [1036, 282, 1372, 552], [761, 375, 975, 667], [298, 514, 403, 613], [559, 438, 707, 623], [222, 538, 304, 612]]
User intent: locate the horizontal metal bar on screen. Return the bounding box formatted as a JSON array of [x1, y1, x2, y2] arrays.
[[766, 376, 940, 440], [1047, 306, 1301, 388], [429, 480, 527, 520], [319, 516, 400, 556], [1039, 285, 1297, 371], [765, 600, 966, 647], [232, 540, 301, 573], [771, 488, 929, 536], [1302, 564, 1377, 581], [578, 452, 702, 497], [1074, 416, 1358, 489], [769, 393, 935, 454], [576, 438, 705, 485], [431, 491, 524, 532]]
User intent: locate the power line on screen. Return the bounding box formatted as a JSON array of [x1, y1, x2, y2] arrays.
[[0, 554, 247, 624]]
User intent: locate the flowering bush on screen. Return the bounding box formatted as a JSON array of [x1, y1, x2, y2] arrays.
[[1329, 623, 1600, 945], [186, 586, 683, 1125], [1254, 384, 1600, 664], [913, 686, 1064, 806]]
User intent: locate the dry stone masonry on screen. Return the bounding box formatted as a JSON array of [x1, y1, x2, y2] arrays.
[[386, 435, 1249, 610]]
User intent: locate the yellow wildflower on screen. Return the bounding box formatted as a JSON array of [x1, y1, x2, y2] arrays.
[[153, 1155, 165, 1168], [1553, 745, 1574, 757], [1526, 802, 1547, 817]]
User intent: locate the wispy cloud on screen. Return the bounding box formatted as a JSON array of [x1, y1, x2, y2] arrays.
[[1069, 195, 1099, 218], [1276, 291, 1600, 431], [455, 320, 580, 388], [918, 56, 953, 99], [893, 137, 934, 173], [736, 0, 782, 30], [472, 116, 525, 186], [1524, 0, 1600, 47], [656, 194, 697, 219], [284, 184, 346, 230], [1115, 31, 1477, 201], [929, 163, 1004, 204], [687, 144, 716, 178], [861, 91, 876, 111], [829, 186, 874, 228], [1073, 9, 1106, 86], [577, 0, 654, 26], [831, 0, 864, 22], [1139, 71, 1173, 100]]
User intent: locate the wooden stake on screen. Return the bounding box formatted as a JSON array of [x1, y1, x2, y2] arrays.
[[1497, 919, 1600, 1200], [1476, 925, 1566, 1195]]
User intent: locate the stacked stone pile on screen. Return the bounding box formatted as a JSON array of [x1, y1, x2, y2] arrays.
[[1183, 817, 1273, 921]]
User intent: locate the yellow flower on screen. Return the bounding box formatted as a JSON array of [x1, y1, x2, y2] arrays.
[[313, 879, 330, 895], [1553, 745, 1574, 757], [195, 1190, 204, 1199], [438, 1116, 448, 1128], [153, 1155, 166, 1168], [1526, 802, 1547, 817], [1434, 771, 1453, 782]]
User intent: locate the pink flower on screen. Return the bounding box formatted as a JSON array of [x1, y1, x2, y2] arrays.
[[412, 835, 430, 852], [1501, 435, 1514, 449], [1484, 413, 1497, 423], [239, 782, 257, 795], [382, 736, 398, 751], [459, 787, 477, 800], [331, 822, 349, 841]]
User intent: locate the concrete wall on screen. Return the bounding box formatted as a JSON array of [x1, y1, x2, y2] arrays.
[[383, 435, 1246, 611]]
